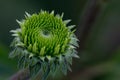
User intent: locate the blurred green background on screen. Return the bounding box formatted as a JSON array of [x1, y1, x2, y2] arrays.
[[0, 0, 120, 80]]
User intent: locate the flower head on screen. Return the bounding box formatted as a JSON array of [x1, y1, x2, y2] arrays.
[[10, 10, 79, 79]]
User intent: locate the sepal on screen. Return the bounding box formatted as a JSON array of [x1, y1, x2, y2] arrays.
[[9, 47, 22, 58], [64, 20, 71, 24]]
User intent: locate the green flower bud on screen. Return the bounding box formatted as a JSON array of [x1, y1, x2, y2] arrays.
[[10, 10, 79, 80]]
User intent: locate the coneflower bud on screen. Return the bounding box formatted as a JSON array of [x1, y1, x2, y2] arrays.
[[10, 10, 79, 80]]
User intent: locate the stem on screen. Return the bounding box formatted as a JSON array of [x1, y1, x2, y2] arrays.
[[9, 68, 30, 80], [69, 62, 114, 80], [76, 0, 101, 50]]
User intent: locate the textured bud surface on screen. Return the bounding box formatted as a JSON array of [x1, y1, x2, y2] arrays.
[[10, 10, 79, 80]]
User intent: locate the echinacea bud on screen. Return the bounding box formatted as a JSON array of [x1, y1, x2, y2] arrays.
[[10, 10, 79, 80]]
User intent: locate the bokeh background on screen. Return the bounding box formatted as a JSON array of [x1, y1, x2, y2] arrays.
[[0, 0, 120, 80]]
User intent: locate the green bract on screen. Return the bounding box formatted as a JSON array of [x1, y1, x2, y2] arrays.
[[10, 10, 79, 80]]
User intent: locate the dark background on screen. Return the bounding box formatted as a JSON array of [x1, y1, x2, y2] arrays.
[[0, 0, 120, 80]]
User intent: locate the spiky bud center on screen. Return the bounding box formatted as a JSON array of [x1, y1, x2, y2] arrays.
[[20, 12, 71, 57]]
